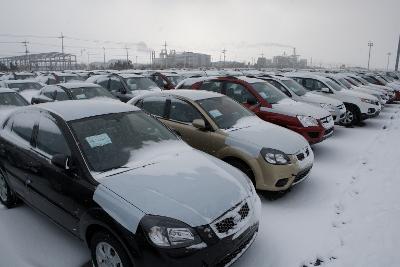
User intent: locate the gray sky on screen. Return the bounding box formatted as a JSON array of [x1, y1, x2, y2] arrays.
[[0, 0, 399, 69]]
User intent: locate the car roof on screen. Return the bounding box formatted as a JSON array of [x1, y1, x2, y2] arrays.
[[3, 79, 40, 84], [59, 82, 100, 89], [0, 87, 17, 93], [119, 73, 145, 78], [24, 100, 139, 121], [164, 89, 223, 101]]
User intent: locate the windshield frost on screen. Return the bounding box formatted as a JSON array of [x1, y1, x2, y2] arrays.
[[70, 87, 116, 100], [281, 79, 307, 96], [124, 77, 159, 91], [70, 111, 177, 172]]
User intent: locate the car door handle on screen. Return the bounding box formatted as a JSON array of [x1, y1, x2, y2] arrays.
[[25, 179, 32, 186]]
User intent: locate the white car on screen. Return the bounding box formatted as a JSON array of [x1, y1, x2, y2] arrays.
[[259, 75, 346, 124], [344, 74, 396, 102], [0, 79, 43, 103], [285, 72, 381, 126]]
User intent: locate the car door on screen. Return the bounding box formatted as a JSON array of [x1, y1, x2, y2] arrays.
[[164, 97, 220, 155], [0, 112, 40, 202], [28, 114, 92, 234]]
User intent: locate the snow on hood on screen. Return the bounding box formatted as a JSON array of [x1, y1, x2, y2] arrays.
[[303, 92, 343, 106], [271, 98, 331, 119], [20, 90, 40, 103], [95, 141, 250, 227], [130, 88, 162, 98], [0, 106, 18, 124], [339, 89, 378, 101], [224, 116, 308, 155]]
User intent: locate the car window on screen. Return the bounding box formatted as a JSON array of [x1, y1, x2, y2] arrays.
[[41, 86, 57, 99], [169, 98, 202, 123], [251, 82, 286, 104], [267, 80, 292, 96], [124, 77, 159, 91], [140, 96, 167, 117], [200, 81, 222, 93], [55, 88, 70, 101], [109, 78, 124, 92], [225, 82, 255, 104], [11, 112, 37, 143], [0, 92, 29, 106], [36, 116, 71, 156]]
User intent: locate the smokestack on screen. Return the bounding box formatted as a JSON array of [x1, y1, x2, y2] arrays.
[[395, 34, 400, 71]]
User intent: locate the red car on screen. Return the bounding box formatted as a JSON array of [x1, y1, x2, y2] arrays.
[[176, 76, 333, 144]]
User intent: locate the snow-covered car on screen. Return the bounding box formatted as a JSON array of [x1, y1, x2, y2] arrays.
[[87, 73, 161, 102], [359, 73, 400, 101], [0, 100, 260, 267], [0, 79, 43, 103], [0, 88, 29, 122], [286, 73, 381, 126], [31, 83, 117, 104], [177, 76, 334, 144], [257, 75, 346, 124], [130, 90, 314, 197]]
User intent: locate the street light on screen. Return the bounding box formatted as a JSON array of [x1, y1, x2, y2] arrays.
[[387, 52, 392, 71], [367, 41, 374, 70]]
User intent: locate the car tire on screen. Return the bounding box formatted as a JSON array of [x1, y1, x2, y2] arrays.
[[0, 169, 18, 208], [90, 231, 133, 267], [341, 104, 360, 126]]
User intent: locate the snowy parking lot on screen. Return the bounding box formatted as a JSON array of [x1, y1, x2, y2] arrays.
[[1, 103, 400, 267]]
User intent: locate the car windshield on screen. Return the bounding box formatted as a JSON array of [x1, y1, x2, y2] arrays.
[[8, 82, 42, 91], [281, 79, 307, 96], [196, 96, 254, 129], [362, 75, 378, 84], [337, 78, 353, 89], [374, 76, 388, 85], [251, 82, 287, 104], [353, 76, 369, 85], [62, 75, 84, 82], [167, 76, 183, 86], [124, 77, 159, 91], [69, 86, 116, 100], [70, 111, 178, 173], [326, 80, 343, 91], [0, 92, 29, 106]]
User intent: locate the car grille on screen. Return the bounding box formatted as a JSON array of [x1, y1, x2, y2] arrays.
[[296, 146, 310, 161], [320, 115, 333, 129], [211, 200, 251, 238], [293, 166, 312, 184], [324, 127, 334, 136], [337, 104, 345, 110]]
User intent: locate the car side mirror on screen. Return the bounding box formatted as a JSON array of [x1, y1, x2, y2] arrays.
[[51, 154, 71, 170], [320, 87, 332, 93], [192, 119, 206, 130]]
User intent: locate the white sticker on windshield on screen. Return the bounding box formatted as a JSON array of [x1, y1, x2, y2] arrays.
[[76, 94, 87, 99], [86, 133, 112, 148], [209, 109, 222, 118], [259, 92, 267, 99]]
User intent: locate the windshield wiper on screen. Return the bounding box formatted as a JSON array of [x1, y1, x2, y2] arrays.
[[98, 165, 130, 174]]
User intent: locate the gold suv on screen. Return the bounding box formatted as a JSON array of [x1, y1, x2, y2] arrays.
[[129, 90, 314, 195]]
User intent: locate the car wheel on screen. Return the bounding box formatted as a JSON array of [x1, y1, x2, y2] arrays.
[[90, 231, 132, 267], [0, 169, 17, 208], [341, 105, 360, 126]]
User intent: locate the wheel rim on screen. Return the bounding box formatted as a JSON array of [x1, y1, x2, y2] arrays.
[[342, 110, 354, 124], [0, 171, 8, 202], [95, 242, 123, 267]]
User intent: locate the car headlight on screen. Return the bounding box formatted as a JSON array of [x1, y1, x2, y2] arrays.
[[297, 115, 319, 127], [141, 215, 202, 248], [260, 148, 291, 165], [320, 103, 335, 113], [360, 98, 374, 104]]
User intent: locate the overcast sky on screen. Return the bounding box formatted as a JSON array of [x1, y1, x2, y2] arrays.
[[0, 0, 399, 69]]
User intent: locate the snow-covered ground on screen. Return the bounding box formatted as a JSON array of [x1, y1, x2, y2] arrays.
[[1, 104, 400, 267]]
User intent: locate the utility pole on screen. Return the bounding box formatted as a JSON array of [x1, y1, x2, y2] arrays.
[[222, 48, 227, 68], [163, 41, 168, 68], [125, 46, 129, 65], [367, 41, 374, 70], [59, 33, 65, 70], [103, 47, 106, 66], [21, 40, 30, 70], [387, 52, 392, 71], [135, 56, 138, 68], [395, 35, 400, 71]]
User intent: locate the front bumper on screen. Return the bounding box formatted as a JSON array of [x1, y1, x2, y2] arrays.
[[287, 125, 325, 144], [134, 196, 261, 267], [254, 147, 314, 191]]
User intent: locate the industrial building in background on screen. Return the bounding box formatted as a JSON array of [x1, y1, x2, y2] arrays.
[[152, 49, 211, 68], [0, 52, 78, 71], [256, 48, 308, 69]]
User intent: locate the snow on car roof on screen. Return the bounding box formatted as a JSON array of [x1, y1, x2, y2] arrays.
[[27, 100, 139, 121], [119, 73, 145, 78], [0, 87, 17, 93], [284, 72, 332, 82], [3, 79, 40, 84], [60, 82, 101, 89], [164, 89, 223, 101], [236, 76, 266, 84]]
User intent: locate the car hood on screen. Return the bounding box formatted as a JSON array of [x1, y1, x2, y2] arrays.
[[224, 116, 308, 155], [301, 92, 342, 106], [130, 88, 162, 98], [95, 141, 250, 227], [271, 98, 331, 119], [20, 90, 39, 102], [339, 89, 378, 101], [0, 106, 18, 124]]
